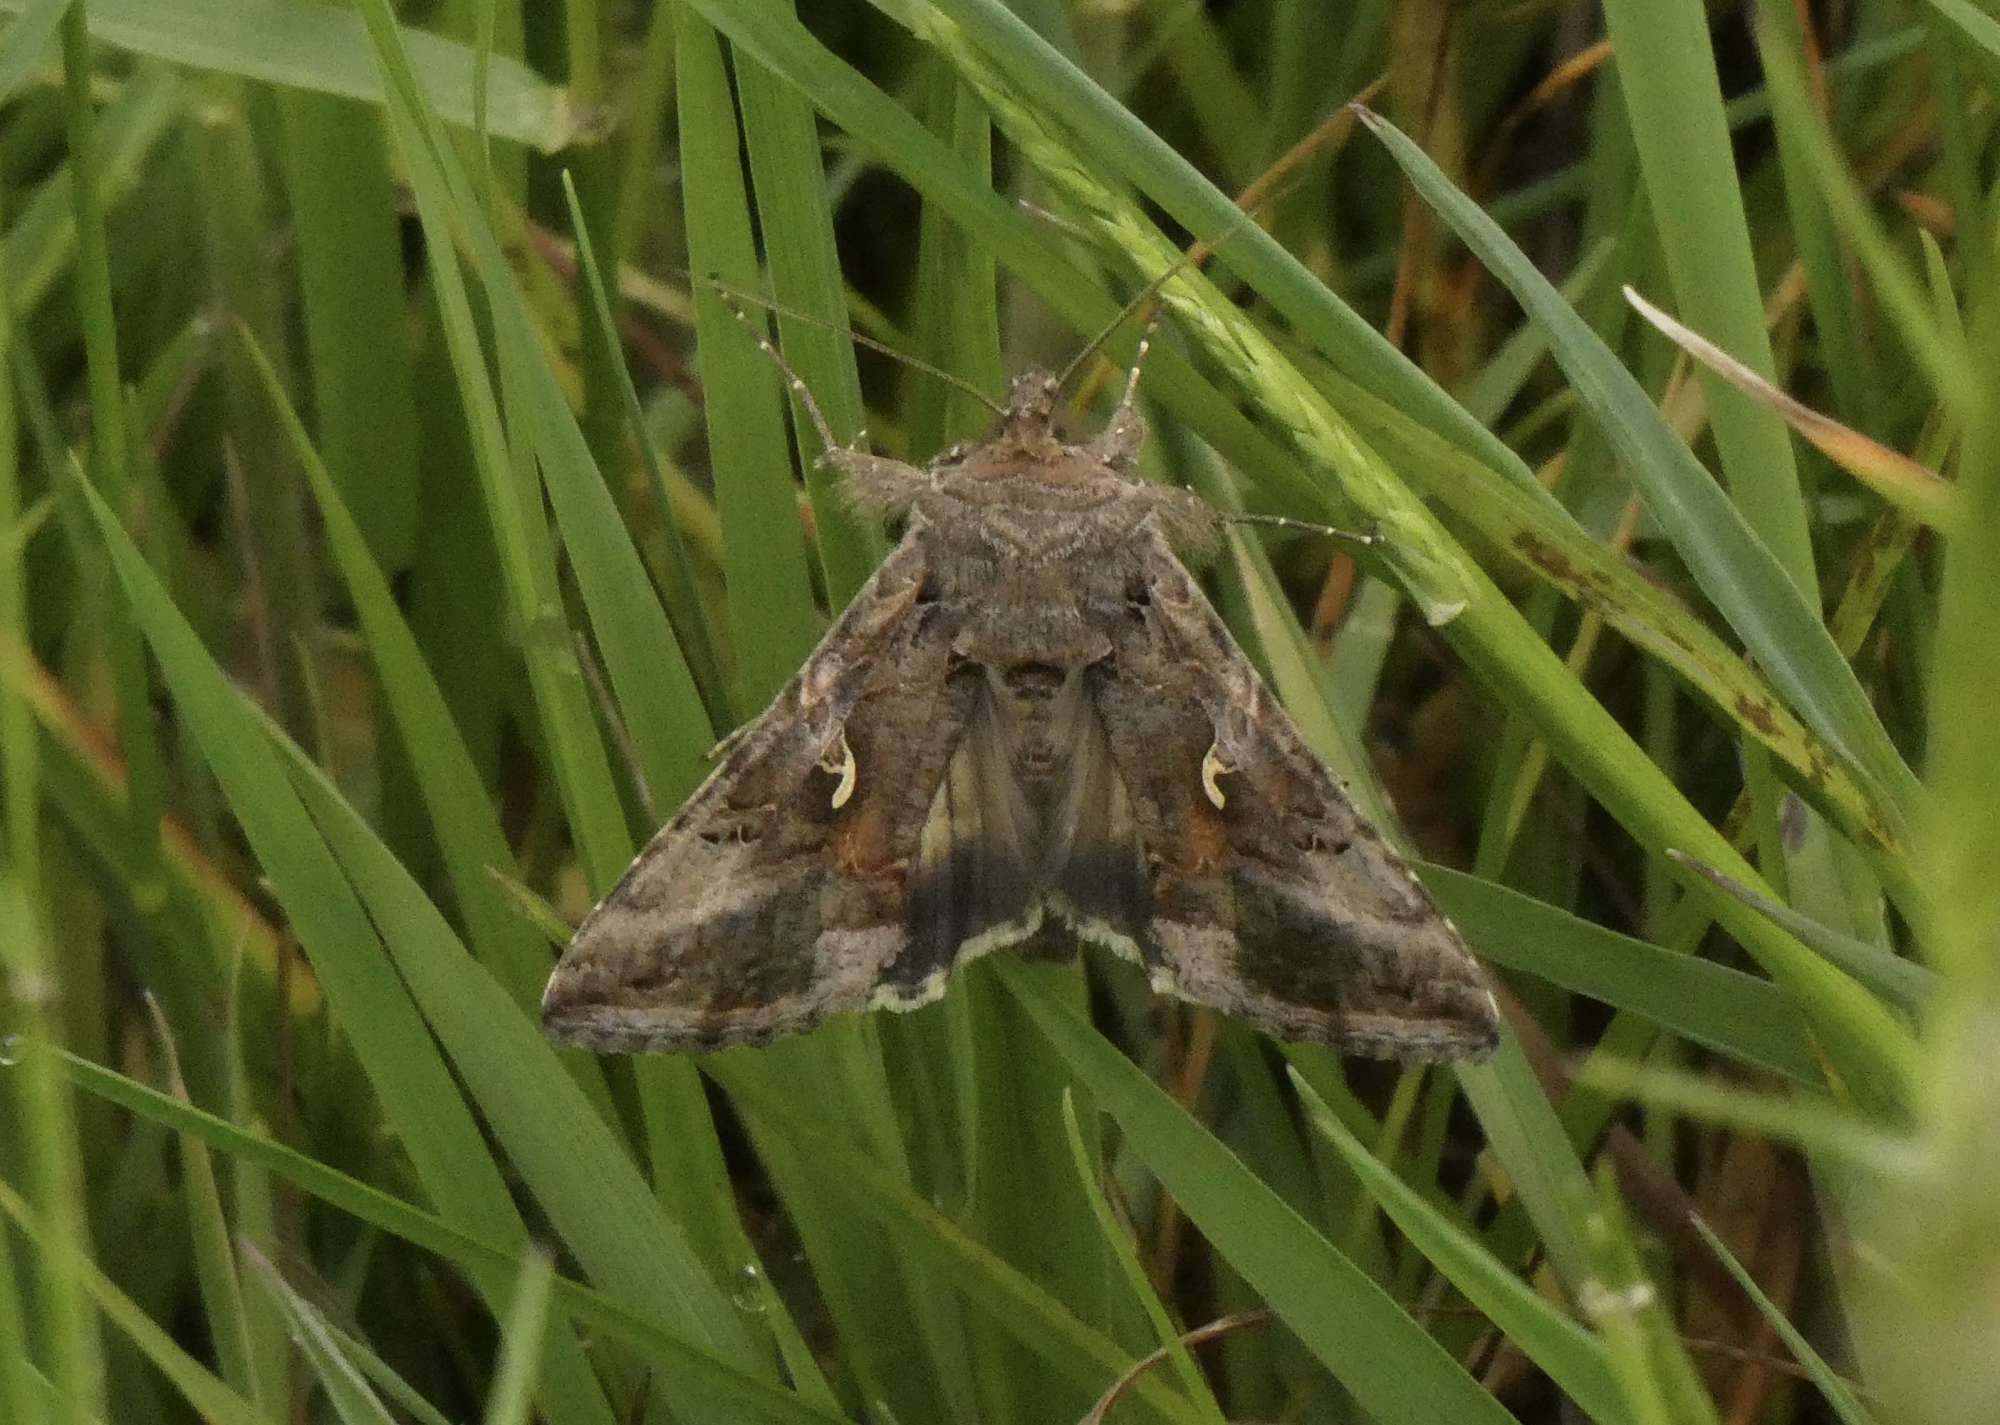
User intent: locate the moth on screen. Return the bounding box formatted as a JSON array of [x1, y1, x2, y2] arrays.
[[541, 348, 1500, 1061]]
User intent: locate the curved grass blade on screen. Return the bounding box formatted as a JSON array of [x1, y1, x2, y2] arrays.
[[1689, 1218, 1880, 1425], [0, 0, 581, 150], [258, 721, 774, 1376], [57, 1053, 859, 1425], [235, 322, 576, 1031], [1575, 1060, 1915, 1176], [996, 962, 1520, 1425], [1626, 288, 1960, 533], [240, 1243, 400, 1425], [1353, 105, 1920, 842], [1058, 1091, 1230, 1425], [711, 1060, 1214, 1425], [1291, 1070, 1627, 1424], [72, 474, 624, 1425], [0, 1177, 263, 1425], [1663, 852, 1934, 1012], [1422, 867, 1821, 1084]]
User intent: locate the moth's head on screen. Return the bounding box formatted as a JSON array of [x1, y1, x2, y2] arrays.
[[991, 369, 1064, 446]]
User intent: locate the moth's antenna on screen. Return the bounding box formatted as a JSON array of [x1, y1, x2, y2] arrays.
[[1054, 257, 1190, 399], [711, 282, 848, 460], [1053, 90, 1376, 406], [698, 273, 1005, 421], [1222, 511, 1384, 549]]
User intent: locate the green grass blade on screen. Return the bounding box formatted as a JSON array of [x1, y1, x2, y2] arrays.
[[1575, 1059, 1914, 1175], [58, 1054, 858, 1425], [711, 1060, 1206, 1425], [676, 5, 822, 709], [0, 1175, 261, 1425], [146, 1001, 264, 1412], [0, 0, 580, 149], [240, 1244, 400, 1425], [1579, 1167, 1720, 1425], [1292, 1070, 1627, 1423], [560, 171, 727, 719], [1423, 868, 1820, 1084], [482, 1249, 555, 1425], [354, 0, 633, 893], [276, 90, 423, 573], [70, 475, 621, 1425], [1689, 1218, 1879, 1425], [1058, 1091, 1228, 1425], [261, 719, 772, 1381], [235, 323, 586, 1034], [735, 27, 884, 609], [1352, 106, 1921, 840], [1662, 852, 1935, 1011], [996, 962, 1519, 1425], [1600, 0, 1813, 590]]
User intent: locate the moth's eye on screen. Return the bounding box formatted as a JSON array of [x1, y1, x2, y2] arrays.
[[1124, 580, 1151, 617], [914, 576, 940, 606]]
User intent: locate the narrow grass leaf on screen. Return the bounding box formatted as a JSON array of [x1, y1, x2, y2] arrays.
[[1690, 1218, 1880, 1425], [483, 1250, 556, 1425], [1663, 852, 1935, 1011], [236, 324, 574, 1030], [259, 719, 769, 1376], [1626, 288, 1960, 531], [1600, 0, 1814, 590], [1291, 1070, 1627, 1423], [1059, 1092, 1230, 1425], [1424, 867, 1821, 1083], [560, 172, 727, 719], [5, 65, 183, 321], [677, 5, 822, 708], [240, 1244, 400, 1425], [998, 962, 1518, 1425], [710, 1059, 1207, 1425], [1575, 1060, 1915, 1175], [734, 32, 884, 608], [1578, 1168, 1719, 1425], [145, 999, 264, 1412], [0, 1176, 263, 1425], [1353, 105, 1920, 835], [59, 1055, 857, 1425], [353, 0, 633, 892], [0, 0, 580, 149], [71, 477, 621, 1425]]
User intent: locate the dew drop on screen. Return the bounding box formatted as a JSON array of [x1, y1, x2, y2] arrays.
[[731, 1262, 767, 1313], [0, 1035, 20, 1067]]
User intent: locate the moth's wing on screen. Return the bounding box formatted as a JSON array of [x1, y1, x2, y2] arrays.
[[889, 671, 1045, 1001], [1085, 534, 1500, 1060], [541, 535, 991, 1051], [1043, 680, 1153, 965]]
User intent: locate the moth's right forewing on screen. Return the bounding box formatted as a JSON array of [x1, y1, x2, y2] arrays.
[[540, 535, 959, 1051], [1092, 533, 1500, 1061]]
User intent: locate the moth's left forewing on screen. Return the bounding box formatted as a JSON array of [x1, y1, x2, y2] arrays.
[[541, 536, 964, 1051], [1093, 531, 1500, 1061]]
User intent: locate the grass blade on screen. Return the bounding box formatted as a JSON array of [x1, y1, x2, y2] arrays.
[[998, 961, 1519, 1425], [1353, 105, 1921, 841]]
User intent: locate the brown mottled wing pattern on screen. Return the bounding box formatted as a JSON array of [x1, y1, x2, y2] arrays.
[[1088, 531, 1499, 1060], [541, 536, 985, 1051]]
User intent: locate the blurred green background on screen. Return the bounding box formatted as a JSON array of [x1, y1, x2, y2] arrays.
[[0, 1, 1995, 1423]]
